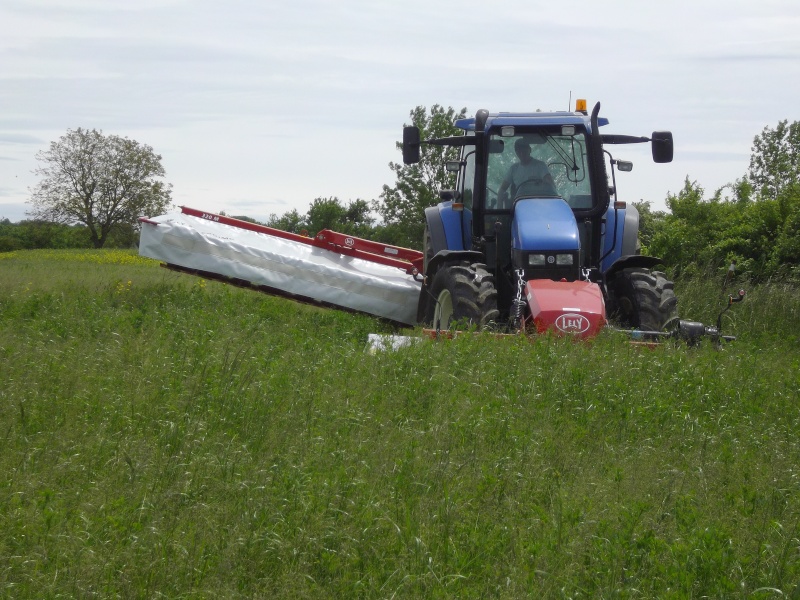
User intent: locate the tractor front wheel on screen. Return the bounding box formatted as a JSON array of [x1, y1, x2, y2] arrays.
[[608, 268, 679, 332], [425, 262, 500, 330]]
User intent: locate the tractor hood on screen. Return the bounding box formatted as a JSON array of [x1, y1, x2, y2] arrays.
[[511, 198, 579, 252]]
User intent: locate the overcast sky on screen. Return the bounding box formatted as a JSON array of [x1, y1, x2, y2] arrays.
[[2, 0, 799, 224]]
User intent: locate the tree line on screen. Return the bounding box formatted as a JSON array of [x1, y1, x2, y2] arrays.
[[4, 111, 800, 282], [638, 120, 800, 281], [0, 219, 137, 252]]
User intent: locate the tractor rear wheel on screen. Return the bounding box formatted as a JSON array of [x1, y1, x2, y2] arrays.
[[425, 261, 500, 330], [608, 268, 679, 332]]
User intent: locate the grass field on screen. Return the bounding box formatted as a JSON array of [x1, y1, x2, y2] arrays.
[[1, 250, 799, 598]]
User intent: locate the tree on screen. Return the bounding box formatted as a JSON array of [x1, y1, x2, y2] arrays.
[[265, 209, 304, 234], [28, 128, 173, 248], [376, 105, 468, 249], [770, 182, 800, 274], [748, 120, 800, 201], [648, 179, 736, 276], [304, 197, 347, 236], [305, 197, 374, 237], [640, 119, 800, 281], [632, 200, 667, 255], [263, 197, 376, 238], [342, 199, 374, 237], [0, 219, 92, 252]]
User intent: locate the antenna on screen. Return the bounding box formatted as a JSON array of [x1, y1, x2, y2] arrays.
[[568, 91, 572, 111]]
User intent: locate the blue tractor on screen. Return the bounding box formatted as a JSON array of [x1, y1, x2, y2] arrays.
[[403, 100, 679, 336]]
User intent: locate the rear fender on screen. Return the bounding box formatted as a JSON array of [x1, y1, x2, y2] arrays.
[[425, 206, 448, 255], [426, 203, 471, 253], [601, 203, 641, 271], [604, 254, 663, 282]]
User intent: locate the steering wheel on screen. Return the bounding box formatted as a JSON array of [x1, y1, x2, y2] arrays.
[[515, 177, 557, 198]]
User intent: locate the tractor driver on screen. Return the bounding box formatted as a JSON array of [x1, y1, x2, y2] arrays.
[[496, 138, 555, 208]]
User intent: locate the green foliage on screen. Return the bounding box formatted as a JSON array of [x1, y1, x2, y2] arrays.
[[28, 128, 173, 248], [647, 177, 800, 281], [645, 119, 800, 281], [648, 179, 733, 275], [0, 219, 92, 252], [376, 105, 468, 249], [1, 250, 799, 597], [749, 120, 800, 200], [264, 208, 305, 234], [0, 219, 142, 252], [674, 271, 800, 346], [631, 200, 667, 255], [304, 197, 374, 237], [264, 197, 374, 238]]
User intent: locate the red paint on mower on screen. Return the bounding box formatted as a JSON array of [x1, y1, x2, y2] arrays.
[[525, 280, 606, 338]]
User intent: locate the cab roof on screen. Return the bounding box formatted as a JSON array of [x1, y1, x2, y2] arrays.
[[454, 111, 609, 132]]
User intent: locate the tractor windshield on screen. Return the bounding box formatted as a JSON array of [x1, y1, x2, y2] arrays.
[[486, 130, 593, 210]]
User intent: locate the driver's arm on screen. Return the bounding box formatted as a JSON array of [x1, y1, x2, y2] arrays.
[[497, 167, 514, 205], [536, 159, 554, 185], [496, 178, 511, 209]]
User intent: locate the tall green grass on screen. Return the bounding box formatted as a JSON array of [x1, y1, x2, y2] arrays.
[[675, 272, 800, 346], [1, 250, 799, 598]]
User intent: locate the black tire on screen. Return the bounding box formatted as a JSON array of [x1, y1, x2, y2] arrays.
[[424, 261, 500, 330], [608, 268, 678, 331]]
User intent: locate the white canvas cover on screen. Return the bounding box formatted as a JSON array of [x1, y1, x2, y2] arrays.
[[139, 212, 422, 325]]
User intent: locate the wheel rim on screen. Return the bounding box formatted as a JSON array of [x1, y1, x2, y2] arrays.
[[433, 288, 453, 330]]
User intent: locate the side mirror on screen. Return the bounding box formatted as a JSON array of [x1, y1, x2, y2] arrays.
[[402, 126, 421, 164], [651, 131, 673, 163], [439, 189, 460, 202], [489, 139, 505, 154], [616, 160, 633, 172]]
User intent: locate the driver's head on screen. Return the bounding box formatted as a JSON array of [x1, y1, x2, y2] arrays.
[[514, 138, 531, 159]]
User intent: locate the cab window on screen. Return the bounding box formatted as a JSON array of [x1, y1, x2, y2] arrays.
[[486, 130, 593, 210]]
